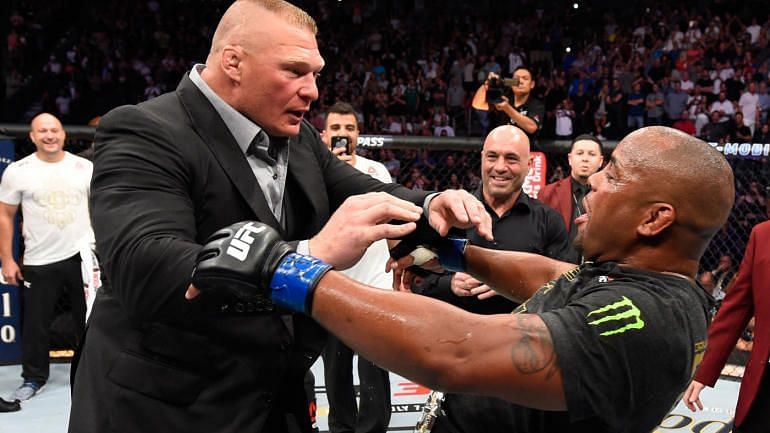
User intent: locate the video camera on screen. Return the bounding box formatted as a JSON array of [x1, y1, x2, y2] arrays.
[[486, 76, 519, 105]]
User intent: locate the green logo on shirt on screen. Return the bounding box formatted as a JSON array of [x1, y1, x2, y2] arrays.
[[586, 296, 645, 336]]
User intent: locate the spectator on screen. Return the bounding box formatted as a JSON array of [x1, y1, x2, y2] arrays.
[[646, 83, 665, 126], [732, 112, 753, 142], [710, 91, 735, 123], [320, 102, 393, 433], [0, 113, 95, 401], [593, 81, 610, 140], [606, 78, 625, 138], [685, 222, 770, 433], [688, 85, 711, 136], [434, 119, 455, 137], [627, 82, 645, 130], [753, 122, 770, 142], [664, 81, 689, 124], [739, 82, 760, 134], [757, 81, 770, 125], [554, 98, 575, 139], [672, 110, 696, 136], [700, 111, 729, 142]]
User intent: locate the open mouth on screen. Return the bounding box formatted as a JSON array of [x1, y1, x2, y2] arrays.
[[288, 110, 306, 121]]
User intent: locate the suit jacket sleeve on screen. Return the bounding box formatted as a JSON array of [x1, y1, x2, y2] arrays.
[[694, 225, 758, 386], [92, 105, 202, 324]]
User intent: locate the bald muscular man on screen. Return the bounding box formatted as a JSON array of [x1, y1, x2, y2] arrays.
[[192, 126, 734, 433]]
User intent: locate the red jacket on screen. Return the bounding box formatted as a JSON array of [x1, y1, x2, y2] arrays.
[[694, 221, 770, 426], [539, 177, 573, 232]]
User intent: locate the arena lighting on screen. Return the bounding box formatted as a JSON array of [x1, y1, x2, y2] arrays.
[[565, 46, 572, 53], [573, 2, 579, 9]]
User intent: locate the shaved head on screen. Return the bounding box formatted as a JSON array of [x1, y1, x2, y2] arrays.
[[29, 112, 66, 161], [481, 126, 531, 210], [620, 126, 734, 241], [208, 0, 317, 60], [575, 126, 734, 275]]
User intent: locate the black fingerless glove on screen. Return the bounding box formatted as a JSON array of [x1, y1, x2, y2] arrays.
[[192, 221, 332, 314]]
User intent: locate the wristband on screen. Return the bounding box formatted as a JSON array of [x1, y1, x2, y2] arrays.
[[437, 238, 468, 273], [269, 253, 332, 314]]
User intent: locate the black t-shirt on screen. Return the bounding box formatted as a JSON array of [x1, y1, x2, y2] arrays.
[[435, 262, 712, 433], [488, 88, 545, 143]]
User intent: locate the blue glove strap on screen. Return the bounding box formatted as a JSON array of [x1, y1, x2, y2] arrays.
[[437, 238, 468, 273], [269, 253, 332, 314]]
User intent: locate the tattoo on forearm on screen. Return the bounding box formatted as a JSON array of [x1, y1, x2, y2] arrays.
[[510, 315, 558, 380]]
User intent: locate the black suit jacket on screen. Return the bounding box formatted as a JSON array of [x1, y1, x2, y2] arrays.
[[69, 75, 429, 433]]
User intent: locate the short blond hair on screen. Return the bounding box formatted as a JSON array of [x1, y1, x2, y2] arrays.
[[239, 0, 317, 34], [209, 0, 317, 58]]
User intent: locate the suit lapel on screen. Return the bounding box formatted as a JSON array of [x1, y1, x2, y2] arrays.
[[286, 129, 326, 235], [175, 75, 281, 230], [558, 179, 573, 231]]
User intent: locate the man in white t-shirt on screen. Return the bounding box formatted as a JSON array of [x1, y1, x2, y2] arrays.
[[320, 102, 393, 433], [738, 82, 760, 134], [0, 113, 95, 401]]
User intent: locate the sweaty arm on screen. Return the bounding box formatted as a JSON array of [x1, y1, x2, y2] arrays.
[[310, 270, 567, 411], [464, 245, 575, 303]]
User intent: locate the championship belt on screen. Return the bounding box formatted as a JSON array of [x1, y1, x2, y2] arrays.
[[414, 390, 445, 433]]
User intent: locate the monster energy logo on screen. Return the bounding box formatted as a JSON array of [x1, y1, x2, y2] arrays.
[[586, 296, 645, 336]]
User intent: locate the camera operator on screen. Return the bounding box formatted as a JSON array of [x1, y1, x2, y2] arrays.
[[472, 66, 544, 142]]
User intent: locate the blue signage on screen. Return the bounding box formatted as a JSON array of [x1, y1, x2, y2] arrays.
[[0, 139, 21, 364]]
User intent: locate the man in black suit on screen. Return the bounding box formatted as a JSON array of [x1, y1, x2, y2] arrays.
[[68, 2, 490, 433]]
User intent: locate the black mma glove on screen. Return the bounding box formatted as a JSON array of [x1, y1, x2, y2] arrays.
[[388, 220, 469, 273], [192, 221, 332, 314]]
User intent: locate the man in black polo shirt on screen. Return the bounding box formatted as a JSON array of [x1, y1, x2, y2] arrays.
[[414, 125, 570, 314], [472, 67, 545, 143]]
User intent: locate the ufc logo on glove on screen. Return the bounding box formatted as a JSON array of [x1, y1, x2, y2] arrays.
[[226, 222, 267, 261]]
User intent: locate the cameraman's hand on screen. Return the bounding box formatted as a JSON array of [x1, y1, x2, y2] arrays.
[[494, 96, 513, 116], [332, 146, 354, 166], [485, 72, 500, 87]]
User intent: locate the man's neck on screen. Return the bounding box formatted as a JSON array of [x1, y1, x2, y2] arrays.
[[35, 151, 65, 163], [571, 174, 588, 186], [514, 93, 529, 106], [483, 188, 519, 217]]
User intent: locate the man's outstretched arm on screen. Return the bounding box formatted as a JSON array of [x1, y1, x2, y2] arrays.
[[189, 221, 568, 410], [310, 270, 567, 411], [463, 246, 576, 303]]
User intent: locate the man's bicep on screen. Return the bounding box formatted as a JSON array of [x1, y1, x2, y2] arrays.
[[0, 202, 19, 221]]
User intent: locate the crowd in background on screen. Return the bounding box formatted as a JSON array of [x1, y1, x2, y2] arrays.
[[3, 0, 769, 270]]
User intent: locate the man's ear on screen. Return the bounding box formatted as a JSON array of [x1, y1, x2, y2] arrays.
[[221, 45, 243, 84], [527, 154, 534, 169], [637, 203, 675, 237]]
